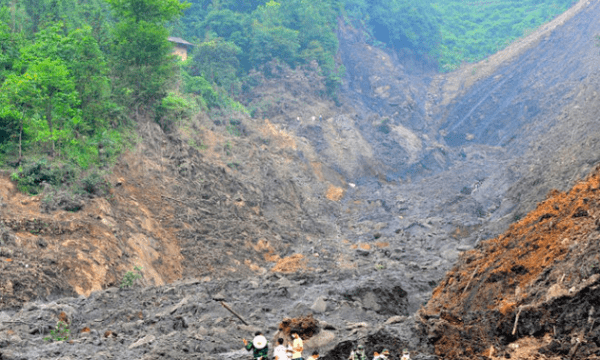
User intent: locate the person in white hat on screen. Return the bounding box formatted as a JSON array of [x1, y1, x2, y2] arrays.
[[401, 348, 410, 360], [244, 331, 269, 360]]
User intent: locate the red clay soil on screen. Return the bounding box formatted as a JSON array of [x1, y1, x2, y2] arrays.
[[419, 166, 600, 360]]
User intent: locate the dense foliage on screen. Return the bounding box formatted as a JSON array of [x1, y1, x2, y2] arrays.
[[344, 0, 577, 70], [0, 0, 187, 195], [432, 0, 578, 71], [178, 0, 345, 96], [175, 0, 578, 97]]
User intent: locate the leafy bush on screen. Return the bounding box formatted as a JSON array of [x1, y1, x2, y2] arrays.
[[80, 170, 111, 196], [181, 70, 220, 109], [12, 158, 78, 195], [120, 266, 144, 288], [44, 321, 70, 342], [155, 92, 197, 131], [226, 119, 245, 137]]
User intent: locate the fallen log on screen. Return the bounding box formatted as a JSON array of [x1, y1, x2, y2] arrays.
[[220, 301, 249, 326]]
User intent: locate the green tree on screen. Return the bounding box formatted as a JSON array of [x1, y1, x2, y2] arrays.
[[181, 70, 219, 108], [0, 20, 22, 82], [106, 0, 189, 109], [2, 22, 116, 166], [189, 38, 240, 92], [1, 57, 80, 160], [62, 26, 112, 129], [16, 0, 85, 33], [0, 71, 38, 161], [24, 58, 81, 158], [15, 23, 113, 154], [106, 0, 188, 23], [249, 21, 299, 67]]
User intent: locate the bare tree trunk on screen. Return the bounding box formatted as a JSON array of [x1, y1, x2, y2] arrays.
[[19, 125, 22, 162], [18, 109, 24, 163], [46, 100, 55, 158], [10, 0, 16, 32]]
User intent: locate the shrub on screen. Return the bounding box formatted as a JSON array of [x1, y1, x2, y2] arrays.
[[41, 189, 84, 213], [120, 266, 144, 288], [79, 170, 110, 196], [377, 119, 391, 134], [155, 92, 196, 131], [12, 158, 78, 195], [44, 321, 70, 342]]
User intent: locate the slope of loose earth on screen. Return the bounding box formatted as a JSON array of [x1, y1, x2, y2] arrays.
[[419, 166, 600, 359], [0, 107, 348, 310]]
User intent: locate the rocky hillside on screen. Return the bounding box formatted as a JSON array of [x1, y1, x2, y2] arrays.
[[0, 109, 348, 309]]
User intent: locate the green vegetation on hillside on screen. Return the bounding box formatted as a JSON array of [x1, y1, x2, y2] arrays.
[[175, 0, 577, 97], [432, 0, 577, 71], [343, 0, 577, 70], [0, 0, 578, 200], [0, 0, 188, 196], [177, 0, 345, 96]]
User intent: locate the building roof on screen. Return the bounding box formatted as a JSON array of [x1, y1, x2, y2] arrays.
[[168, 37, 194, 46]]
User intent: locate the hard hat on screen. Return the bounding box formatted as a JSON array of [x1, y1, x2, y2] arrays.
[[403, 349, 409, 354], [253, 335, 268, 350], [357, 345, 364, 350], [382, 349, 390, 355]]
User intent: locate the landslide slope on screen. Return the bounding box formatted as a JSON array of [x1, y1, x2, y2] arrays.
[[3, 1, 600, 359], [0, 109, 346, 310], [419, 166, 600, 360]]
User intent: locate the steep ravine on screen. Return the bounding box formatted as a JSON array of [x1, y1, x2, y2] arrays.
[[2, 0, 600, 359]]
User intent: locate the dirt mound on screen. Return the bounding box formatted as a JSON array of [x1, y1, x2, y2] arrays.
[[279, 315, 320, 339], [419, 165, 600, 359]]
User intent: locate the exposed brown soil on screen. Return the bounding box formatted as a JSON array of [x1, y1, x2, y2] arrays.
[[271, 254, 308, 274], [419, 166, 600, 359], [0, 167, 183, 308], [279, 315, 320, 340], [0, 100, 341, 309], [326, 185, 345, 202]]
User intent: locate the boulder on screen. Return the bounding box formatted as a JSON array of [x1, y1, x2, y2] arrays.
[[310, 296, 328, 314]]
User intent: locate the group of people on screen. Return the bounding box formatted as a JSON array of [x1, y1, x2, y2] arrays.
[[244, 331, 318, 360], [244, 332, 410, 360], [296, 114, 323, 122], [349, 344, 410, 360]]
